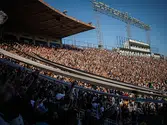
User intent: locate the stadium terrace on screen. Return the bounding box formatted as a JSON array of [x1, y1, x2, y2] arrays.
[[0, 0, 167, 125]]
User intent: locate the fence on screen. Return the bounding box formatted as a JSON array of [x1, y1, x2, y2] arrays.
[[63, 39, 115, 51], [63, 38, 165, 59]]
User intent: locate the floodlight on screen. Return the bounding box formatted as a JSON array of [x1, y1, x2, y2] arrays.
[[92, 0, 151, 30]]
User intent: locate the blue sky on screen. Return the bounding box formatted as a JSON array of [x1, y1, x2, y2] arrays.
[[44, 0, 167, 55]]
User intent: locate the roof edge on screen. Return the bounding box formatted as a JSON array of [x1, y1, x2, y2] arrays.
[[38, 0, 95, 29]]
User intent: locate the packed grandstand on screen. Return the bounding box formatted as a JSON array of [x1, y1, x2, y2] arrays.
[[0, 0, 167, 125]]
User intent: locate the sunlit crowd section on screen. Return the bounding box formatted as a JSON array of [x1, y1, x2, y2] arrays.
[[1, 42, 166, 91], [0, 41, 167, 125]]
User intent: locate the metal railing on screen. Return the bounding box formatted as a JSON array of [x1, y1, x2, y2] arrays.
[[63, 39, 115, 50]]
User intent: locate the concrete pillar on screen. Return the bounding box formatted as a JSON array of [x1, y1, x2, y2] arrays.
[[32, 36, 35, 45], [16, 34, 20, 42], [47, 39, 50, 47], [60, 38, 63, 48]]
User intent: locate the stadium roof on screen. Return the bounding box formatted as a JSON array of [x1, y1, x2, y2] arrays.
[[0, 0, 95, 39]]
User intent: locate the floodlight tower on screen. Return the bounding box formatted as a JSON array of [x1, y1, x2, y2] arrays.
[[126, 23, 131, 39], [95, 13, 103, 49], [91, 0, 151, 46], [146, 30, 150, 45], [91, 0, 103, 49]]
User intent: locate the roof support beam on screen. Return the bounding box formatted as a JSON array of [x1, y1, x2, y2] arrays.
[[38, 22, 76, 32], [40, 18, 61, 24]]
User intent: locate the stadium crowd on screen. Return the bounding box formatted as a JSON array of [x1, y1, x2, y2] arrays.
[[1, 42, 166, 92], [0, 58, 167, 125], [0, 41, 167, 125]]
